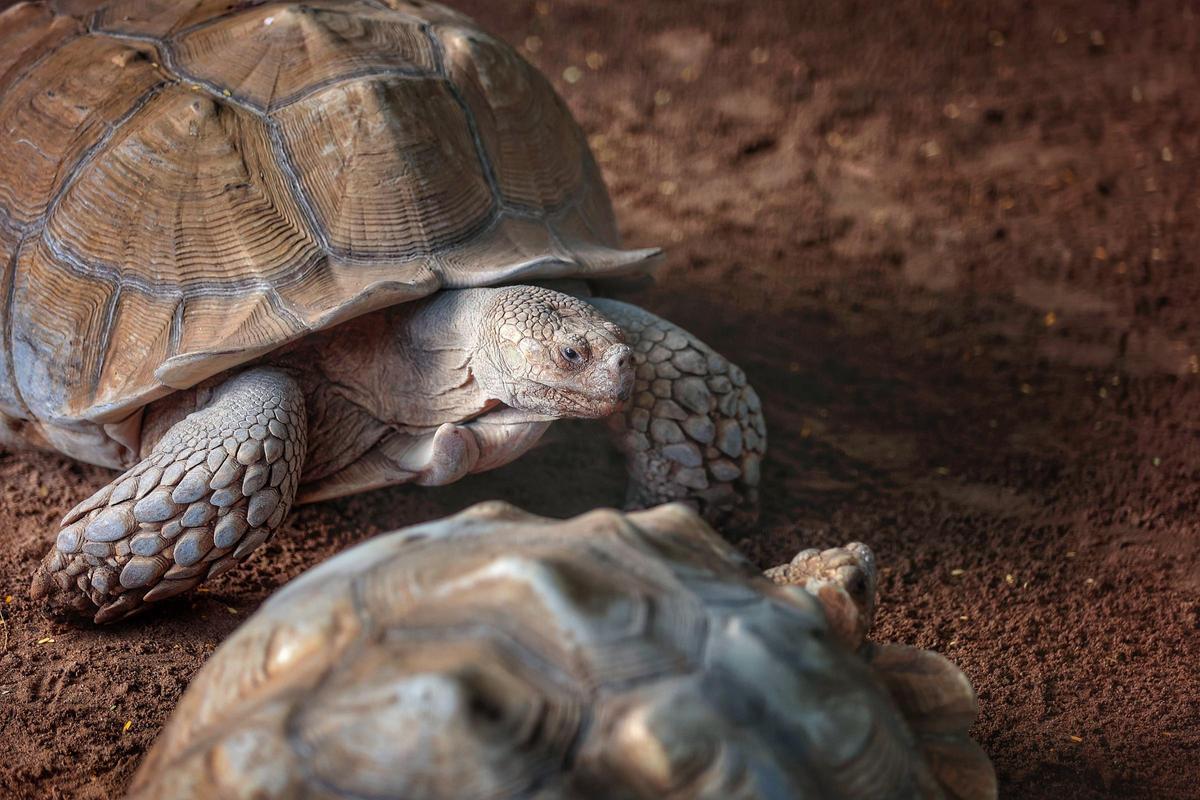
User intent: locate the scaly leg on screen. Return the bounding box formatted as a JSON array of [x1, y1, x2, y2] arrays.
[[588, 298, 766, 528], [30, 368, 306, 624]]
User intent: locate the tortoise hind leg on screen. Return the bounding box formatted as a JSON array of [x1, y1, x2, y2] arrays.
[[30, 368, 307, 624], [587, 298, 766, 529]]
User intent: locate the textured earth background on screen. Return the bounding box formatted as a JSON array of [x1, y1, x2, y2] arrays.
[[2, 0, 1199, 797]]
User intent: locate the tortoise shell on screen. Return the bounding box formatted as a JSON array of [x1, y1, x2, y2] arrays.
[[0, 0, 654, 460], [127, 502, 994, 799]]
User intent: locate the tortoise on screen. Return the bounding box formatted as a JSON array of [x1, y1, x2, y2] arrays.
[[126, 501, 997, 800], [0, 1, 766, 624]]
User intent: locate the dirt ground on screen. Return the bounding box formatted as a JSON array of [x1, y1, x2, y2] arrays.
[[2, 0, 1199, 797]]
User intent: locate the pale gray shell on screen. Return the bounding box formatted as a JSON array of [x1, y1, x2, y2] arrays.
[[127, 502, 968, 800]]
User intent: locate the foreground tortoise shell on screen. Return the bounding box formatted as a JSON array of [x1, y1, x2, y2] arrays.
[[0, 0, 652, 464], [128, 502, 997, 800]]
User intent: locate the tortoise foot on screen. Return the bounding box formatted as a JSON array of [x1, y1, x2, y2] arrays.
[[30, 369, 307, 624], [589, 298, 766, 530]]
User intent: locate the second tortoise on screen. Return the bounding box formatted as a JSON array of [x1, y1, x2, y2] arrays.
[[128, 502, 998, 800]]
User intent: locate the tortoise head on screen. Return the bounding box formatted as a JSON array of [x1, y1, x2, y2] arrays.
[[766, 542, 879, 652], [473, 286, 634, 418]]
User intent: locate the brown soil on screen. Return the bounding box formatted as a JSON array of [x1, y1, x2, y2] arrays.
[[3, 0, 1199, 797]]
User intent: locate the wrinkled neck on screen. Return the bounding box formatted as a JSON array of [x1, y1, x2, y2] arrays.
[[403, 289, 487, 355], [301, 292, 497, 429]]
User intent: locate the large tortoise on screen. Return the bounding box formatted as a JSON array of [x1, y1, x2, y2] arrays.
[[127, 502, 997, 800], [0, 1, 765, 623]]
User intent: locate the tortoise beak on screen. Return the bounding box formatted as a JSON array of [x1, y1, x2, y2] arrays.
[[607, 345, 635, 409]]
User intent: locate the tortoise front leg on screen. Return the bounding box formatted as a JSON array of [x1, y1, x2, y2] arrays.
[[588, 298, 766, 528], [30, 368, 307, 624]]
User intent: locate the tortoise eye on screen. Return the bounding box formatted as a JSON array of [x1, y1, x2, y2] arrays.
[[561, 346, 584, 364]]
